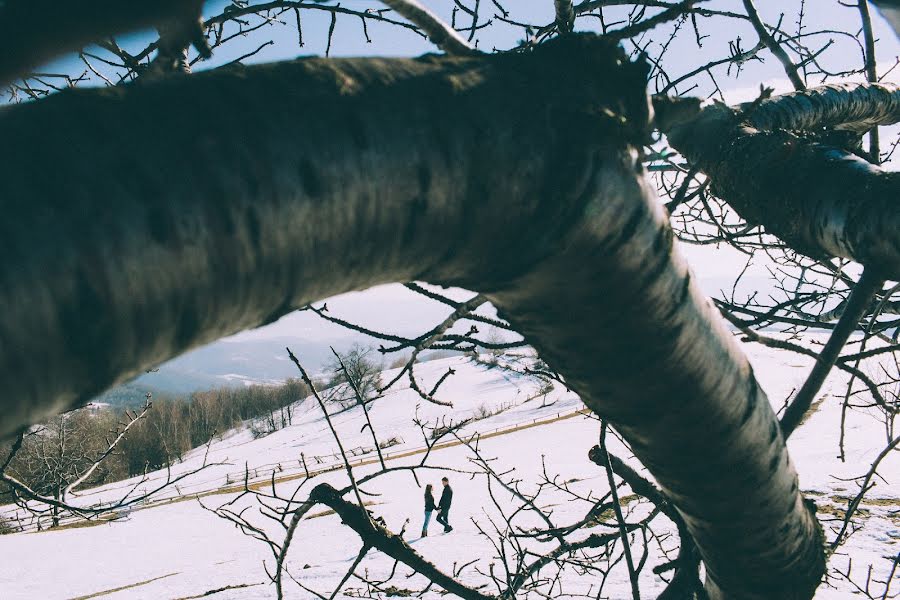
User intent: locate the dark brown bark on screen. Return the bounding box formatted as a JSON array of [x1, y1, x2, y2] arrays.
[[666, 98, 900, 279], [0, 0, 205, 86], [743, 82, 900, 134], [0, 31, 648, 442], [0, 35, 823, 598]]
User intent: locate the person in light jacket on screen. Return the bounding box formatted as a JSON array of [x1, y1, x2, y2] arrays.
[[422, 483, 436, 537]]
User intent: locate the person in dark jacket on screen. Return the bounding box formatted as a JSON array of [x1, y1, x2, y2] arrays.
[[422, 483, 436, 537], [435, 477, 453, 532]]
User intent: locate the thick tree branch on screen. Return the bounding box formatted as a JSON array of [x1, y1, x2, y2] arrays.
[[554, 0, 576, 34], [872, 1, 900, 36], [0, 35, 823, 599], [743, 82, 900, 133], [667, 88, 900, 278]]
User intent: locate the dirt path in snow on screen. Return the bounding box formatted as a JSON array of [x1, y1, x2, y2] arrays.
[[49, 408, 592, 531]]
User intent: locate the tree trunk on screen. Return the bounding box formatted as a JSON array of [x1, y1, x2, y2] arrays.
[[0, 35, 824, 598]]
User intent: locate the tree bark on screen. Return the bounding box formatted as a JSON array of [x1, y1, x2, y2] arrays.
[[666, 91, 900, 279], [0, 35, 824, 598], [743, 82, 899, 134], [483, 143, 824, 600]]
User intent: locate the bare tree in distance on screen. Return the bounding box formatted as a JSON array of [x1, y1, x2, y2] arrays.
[[0, 399, 222, 531], [0, 1, 898, 599], [323, 345, 384, 405]]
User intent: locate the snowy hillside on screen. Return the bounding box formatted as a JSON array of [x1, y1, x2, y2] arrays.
[[0, 345, 898, 599]]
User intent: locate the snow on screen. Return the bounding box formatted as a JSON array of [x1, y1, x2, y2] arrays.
[[0, 342, 897, 599]]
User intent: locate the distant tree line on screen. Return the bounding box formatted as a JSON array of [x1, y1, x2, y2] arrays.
[[0, 378, 309, 512], [120, 378, 309, 472]]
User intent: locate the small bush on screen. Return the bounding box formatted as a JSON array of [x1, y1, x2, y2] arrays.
[[431, 419, 472, 440], [249, 420, 275, 439], [472, 400, 515, 422], [474, 403, 494, 420], [0, 517, 19, 535]]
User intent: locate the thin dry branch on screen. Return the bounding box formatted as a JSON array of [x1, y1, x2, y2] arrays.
[[381, 0, 478, 55], [781, 268, 885, 437], [309, 482, 495, 600], [286, 348, 368, 511]]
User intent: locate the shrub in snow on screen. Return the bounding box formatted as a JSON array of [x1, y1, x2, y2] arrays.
[[0, 517, 18, 535], [378, 436, 403, 449]]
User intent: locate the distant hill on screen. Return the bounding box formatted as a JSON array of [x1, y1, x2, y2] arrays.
[[91, 336, 361, 407], [91, 274, 780, 408]]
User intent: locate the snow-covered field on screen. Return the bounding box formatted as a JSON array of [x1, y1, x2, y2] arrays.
[[0, 342, 898, 599]]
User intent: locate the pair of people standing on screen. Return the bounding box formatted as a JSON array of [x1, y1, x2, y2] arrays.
[[422, 477, 452, 536]]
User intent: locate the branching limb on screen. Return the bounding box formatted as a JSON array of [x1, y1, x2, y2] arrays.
[[781, 268, 885, 437], [144, 9, 210, 78], [554, 0, 575, 34], [380, 0, 478, 55], [871, 1, 900, 36], [743, 82, 900, 134], [64, 401, 152, 497], [666, 87, 900, 278], [309, 482, 494, 600], [742, 0, 805, 90]]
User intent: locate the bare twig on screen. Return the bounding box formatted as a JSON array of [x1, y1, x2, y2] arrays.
[[781, 268, 884, 437], [380, 0, 478, 55]]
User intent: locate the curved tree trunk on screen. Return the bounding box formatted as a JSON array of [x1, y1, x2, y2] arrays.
[[0, 36, 823, 598], [484, 145, 824, 600]]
